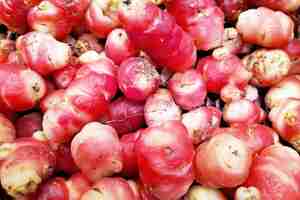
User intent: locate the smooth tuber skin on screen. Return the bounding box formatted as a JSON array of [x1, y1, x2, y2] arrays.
[[81, 177, 136, 200], [216, 0, 248, 21], [120, 131, 141, 178], [118, 57, 160, 101], [243, 49, 291, 87], [221, 84, 259, 103], [119, 0, 197, 72], [105, 28, 139, 65], [197, 54, 252, 93], [168, 69, 207, 110], [144, 88, 182, 127], [27, 0, 72, 40], [244, 145, 300, 200], [249, 0, 300, 12], [182, 106, 222, 145], [0, 114, 16, 144], [74, 34, 103, 57], [66, 173, 91, 200], [184, 185, 227, 200], [40, 89, 64, 113], [15, 112, 42, 138], [136, 121, 194, 200], [269, 98, 300, 151], [0, 138, 56, 198], [194, 133, 252, 188], [236, 7, 294, 48], [0, 64, 47, 112], [17, 32, 72, 75], [265, 75, 300, 109], [52, 64, 79, 89], [85, 0, 120, 38], [223, 99, 265, 126], [0, 0, 41, 33], [102, 97, 145, 136], [71, 122, 123, 182], [167, 0, 224, 51]]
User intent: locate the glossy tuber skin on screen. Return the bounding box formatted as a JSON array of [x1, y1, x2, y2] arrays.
[[81, 177, 136, 200], [43, 73, 111, 147], [52, 64, 79, 89], [71, 122, 123, 182], [118, 57, 160, 101], [168, 69, 207, 110], [120, 131, 141, 178], [144, 88, 182, 127], [0, 138, 56, 198], [0, 64, 47, 112], [243, 145, 300, 200], [27, 0, 72, 40], [269, 98, 300, 151], [167, 0, 225, 51], [194, 132, 252, 188], [15, 112, 42, 138], [102, 97, 145, 135], [119, 0, 197, 72], [0, 114, 16, 144], [197, 54, 252, 93], [40, 89, 64, 112], [74, 34, 103, 57], [105, 28, 139, 65], [223, 99, 265, 126], [236, 7, 294, 48], [184, 185, 227, 200], [85, 0, 120, 38], [243, 49, 291, 87], [249, 0, 300, 12], [0, 0, 41, 33], [265, 75, 300, 109], [136, 121, 194, 200], [182, 106, 222, 145], [216, 0, 248, 21], [16, 32, 72, 75]]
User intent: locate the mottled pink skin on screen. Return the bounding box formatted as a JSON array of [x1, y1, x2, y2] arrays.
[[221, 84, 259, 103], [136, 121, 194, 200], [105, 28, 139, 65], [37, 177, 69, 200], [81, 177, 136, 200], [194, 133, 252, 188], [118, 57, 160, 101], [182, 106, 222, 145], [43, 73, 110, 147], [66, 173, 91, 200], [283, 39, 300, 61], [16, 32, 72, 75], [237, 7, 294, 48], [144, 88, 182, 127], [216, 0, 248, 21], [120, 131, 141, 178], [15, 112, 42, 138], [223, 99, 265, 126], [48, 0, 90, 27], [214, 125, 278, 155], [244, 145, 300, 200], [0, 113, 16, 144], [7, 51, 25, 65], [168, 69, 207, 110], [85, 0, 120, 38], [55, 143, 79, 175], [269, 98, 300, 151], [27, 0, 72, 40], [197, 54, 252, 93], [0, 138, 56, 197], [74, 34, 103, 56], [40, 89, 64, 112], [243, 49, 291, 87], [119, 1, 197, 72], [71, 122, 122, 182], [0, 0, 41, 33], [52, 65, 78, 89], [102, 97, 145, 136], [249, 0, 300, 12], [0, 64, 47, 112], [265, 75, 300, 109]]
